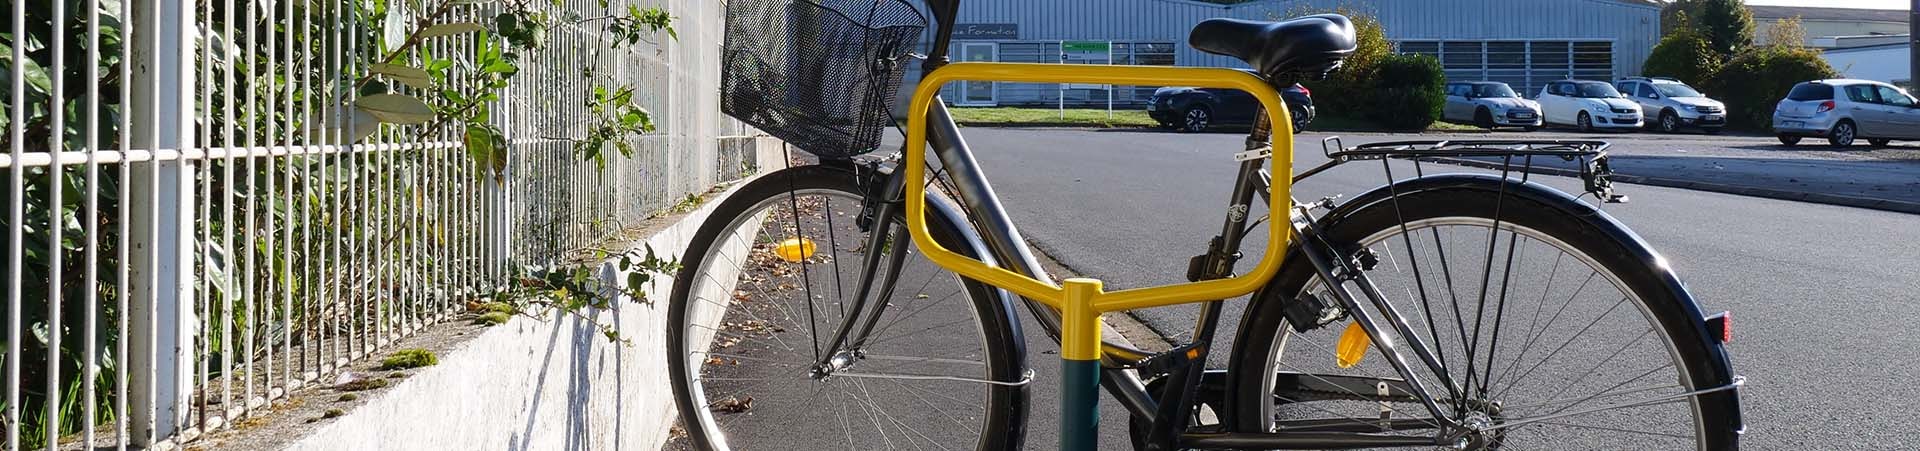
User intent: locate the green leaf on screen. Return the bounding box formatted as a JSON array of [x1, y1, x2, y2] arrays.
[[369, 63, 433, 89], [419, 22, 487, 39], [355, 94, 436, 124], [359, 79, 391, 97], [626, 272, 646, 296]]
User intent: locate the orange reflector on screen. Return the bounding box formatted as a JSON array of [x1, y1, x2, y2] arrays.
[[775, 237, 816, 262], [1705, 311, 1732, 343], [1335, 322, 1370, 368]]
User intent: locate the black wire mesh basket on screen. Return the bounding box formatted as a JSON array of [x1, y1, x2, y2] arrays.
[[721, 0, 927, 158]]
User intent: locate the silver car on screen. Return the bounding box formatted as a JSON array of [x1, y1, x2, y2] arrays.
[[1774, 79, 1920, 147], [1442, 81, 1542, 129], [1615, 77, 1727, 134]]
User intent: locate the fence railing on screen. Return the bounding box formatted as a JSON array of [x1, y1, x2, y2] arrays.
[[1, 0, 753, 448]]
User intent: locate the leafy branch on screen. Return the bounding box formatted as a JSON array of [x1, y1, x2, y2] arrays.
[[486, 245, 680, 342]]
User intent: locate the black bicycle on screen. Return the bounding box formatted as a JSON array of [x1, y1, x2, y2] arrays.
[[665, 1, 1743, 449]]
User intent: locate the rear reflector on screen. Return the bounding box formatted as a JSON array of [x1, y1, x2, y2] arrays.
[[1704, 311, 1732, 344]]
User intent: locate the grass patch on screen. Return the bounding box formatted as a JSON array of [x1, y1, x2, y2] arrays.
[[336, 378, 390, 392], [475, 311, 511, 325], [947, 107, 1158, 128], [380, 349, 439, 370]]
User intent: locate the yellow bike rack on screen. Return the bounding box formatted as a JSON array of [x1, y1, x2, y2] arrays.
[[901, 62, 1298, 451], [903, 62, 1297, 320]]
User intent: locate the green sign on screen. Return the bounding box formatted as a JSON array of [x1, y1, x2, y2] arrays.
[[1062, 41, 1109, 53]]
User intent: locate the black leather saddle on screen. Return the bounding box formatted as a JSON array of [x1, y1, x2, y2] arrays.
[[1188, 14, 1359, 78]]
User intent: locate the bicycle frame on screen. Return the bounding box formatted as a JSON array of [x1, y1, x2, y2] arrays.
[[888, 63, 1468, 450]]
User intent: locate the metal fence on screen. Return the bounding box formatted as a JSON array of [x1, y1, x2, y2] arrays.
[[1, 0, 755, 449]]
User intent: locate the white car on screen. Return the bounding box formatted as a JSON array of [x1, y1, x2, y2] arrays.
[[1442, 81, 1542, 130], [1536, 80, 1643, 131]]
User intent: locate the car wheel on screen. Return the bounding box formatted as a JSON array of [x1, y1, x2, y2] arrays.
[[1869, 138, 1892, 147], [1182, 106, 1212, 133], [1828, 120, 1856, 147], [1659, 110, 1680, 133], [1474, 108, 1495, 128], [1577, 111, 1594, 132], [1289, 106, 1311, 133], [1777, 134, 1801, 146]]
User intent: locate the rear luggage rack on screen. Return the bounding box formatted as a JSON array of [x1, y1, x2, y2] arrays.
[[1301, 138, 1626, 203]]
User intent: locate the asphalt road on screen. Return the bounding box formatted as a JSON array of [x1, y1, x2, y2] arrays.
[[954, 126, 1920, 449]]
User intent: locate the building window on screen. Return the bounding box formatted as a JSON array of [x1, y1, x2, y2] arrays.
[[1398, 40, 1614, 96], [939, 41, 1177, 106]]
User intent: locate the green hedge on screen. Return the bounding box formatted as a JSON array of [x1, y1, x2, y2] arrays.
[[1702, 47, 1837, 130], [1365, 54, 1447, 131]]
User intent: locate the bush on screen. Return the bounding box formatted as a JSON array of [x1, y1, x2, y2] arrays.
[[1364, 54, 1447, 131], [1642, 28, 1722, 87], [1702, 46, 1837, 130], [1295, 8, 1392, 116]]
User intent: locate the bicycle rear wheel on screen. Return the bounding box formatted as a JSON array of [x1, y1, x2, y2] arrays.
[[665, 164, 1026, 450], [1228, 175, 1740, 450]]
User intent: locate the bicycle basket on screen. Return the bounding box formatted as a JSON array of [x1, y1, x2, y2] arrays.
[[721, 0, 926, 158]]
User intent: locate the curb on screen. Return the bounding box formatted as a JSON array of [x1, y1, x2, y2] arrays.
[[1425, 156, 1920, 215]]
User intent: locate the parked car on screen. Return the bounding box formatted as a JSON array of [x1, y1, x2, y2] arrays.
[[1442, 81, 1541, 130], [1536, 80, 1642, 131], [1774, 79, 1920, 147], [1614, 77, 1727, 134], [1149, 74, 1314, 133]]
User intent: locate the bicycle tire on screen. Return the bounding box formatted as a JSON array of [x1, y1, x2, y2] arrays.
[[1226, 174, 1739, 450], [666, 164, 1027, 450]]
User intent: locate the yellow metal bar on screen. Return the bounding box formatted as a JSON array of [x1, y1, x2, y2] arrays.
[[902, 62, 1295, 314], [1060, 278, 1105, 361]]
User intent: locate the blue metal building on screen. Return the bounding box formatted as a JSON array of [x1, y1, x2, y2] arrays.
[[911, 0, 1662, 107]]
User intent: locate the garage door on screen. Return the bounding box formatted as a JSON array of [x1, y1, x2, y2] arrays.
[[1397, 40, 1614, 97]]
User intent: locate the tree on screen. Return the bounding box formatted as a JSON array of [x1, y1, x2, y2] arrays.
[[1663, 0, 1756, 57], [1642, 14, 1724, 87], [1284, 8, 1390, 117]]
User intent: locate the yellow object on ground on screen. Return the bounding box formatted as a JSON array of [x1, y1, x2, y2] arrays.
[[775, 237, 815, 262], [1336, 322, 1371, 369]]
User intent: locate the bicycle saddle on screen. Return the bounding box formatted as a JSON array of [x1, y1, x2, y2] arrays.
[[1188, 14, 1358, 79]]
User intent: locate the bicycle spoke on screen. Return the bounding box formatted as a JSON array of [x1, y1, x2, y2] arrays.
[[1489, 270, 1598, 395], [676, 186, 998, 450], [1495, 295, 1632, 400]]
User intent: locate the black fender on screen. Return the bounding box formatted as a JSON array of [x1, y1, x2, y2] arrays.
[[1227, 173, 1740, 435]]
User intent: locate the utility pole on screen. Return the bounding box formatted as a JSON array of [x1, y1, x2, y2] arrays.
[[1910, 0, 1917, 89]]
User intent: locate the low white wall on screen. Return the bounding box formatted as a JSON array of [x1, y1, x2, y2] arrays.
[[274, 138, 782, 451]]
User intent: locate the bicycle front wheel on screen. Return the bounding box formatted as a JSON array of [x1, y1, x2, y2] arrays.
[[1228, 175, 1740, 450], [665, 164, 1026, 450]]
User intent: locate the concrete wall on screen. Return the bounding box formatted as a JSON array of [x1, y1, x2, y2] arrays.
[[273, 138, 783, 451]]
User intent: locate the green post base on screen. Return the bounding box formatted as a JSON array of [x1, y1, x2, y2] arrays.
[[1061, 359, 1102, 451]]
